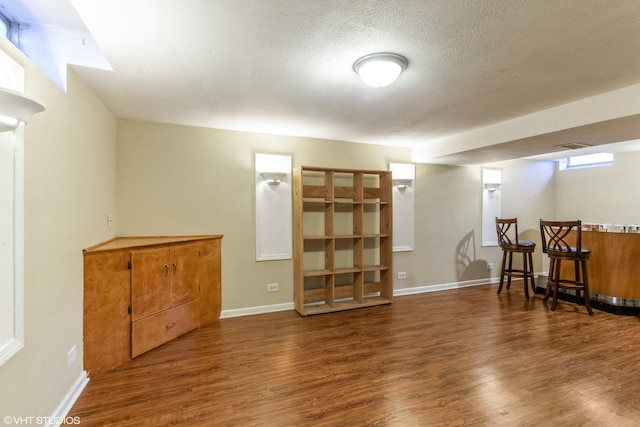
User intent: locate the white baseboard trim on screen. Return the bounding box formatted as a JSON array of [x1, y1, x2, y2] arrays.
[[394, 277, 500, 297], [221, 302, 295, 318], [46, 370, 89, 427], [220, 278, 505, 318]]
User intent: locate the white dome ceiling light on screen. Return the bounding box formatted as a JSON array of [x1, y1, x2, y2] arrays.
[[353, 53, 408, 88]]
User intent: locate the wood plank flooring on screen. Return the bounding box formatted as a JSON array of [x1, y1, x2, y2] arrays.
[[69, 284, 640, 426]]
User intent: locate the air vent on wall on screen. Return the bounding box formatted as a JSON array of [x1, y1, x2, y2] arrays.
[[555, 142, 593, 150]]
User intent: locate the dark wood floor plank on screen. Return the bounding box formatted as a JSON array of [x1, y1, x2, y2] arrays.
[[69, 284, 640, 426]]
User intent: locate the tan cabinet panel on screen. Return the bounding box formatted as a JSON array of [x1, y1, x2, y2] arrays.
[[131, 300, 199, 357], [83, 250, 131, 377], [131, 246, 171, 321], [170, 243, 200, 306]]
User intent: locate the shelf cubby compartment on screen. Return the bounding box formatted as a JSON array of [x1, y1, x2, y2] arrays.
[[302, 237, 333, 273], [302, 273, 334, 308], [302, 201, 332, 237]]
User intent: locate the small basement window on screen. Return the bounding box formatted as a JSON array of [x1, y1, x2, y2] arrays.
[[0, 13, 10, 39], [558, 152, 613, 171]]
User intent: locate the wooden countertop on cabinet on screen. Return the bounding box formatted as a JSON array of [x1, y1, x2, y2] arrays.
[[83, 235, 223, 377]]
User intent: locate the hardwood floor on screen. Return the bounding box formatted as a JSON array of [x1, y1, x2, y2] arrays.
[[69, 284, 640, 426]]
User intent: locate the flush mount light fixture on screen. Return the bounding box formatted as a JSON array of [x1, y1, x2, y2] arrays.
[[353, 52, 408, 88], [0, 87, 46, 132]]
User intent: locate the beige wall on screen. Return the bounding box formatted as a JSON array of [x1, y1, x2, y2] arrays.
[[117, 121, 557, 310], [394, 159, 555, 287], [555, 149, 640, 224], [496, 158, 556, 273], [0, 40, 117, 418]]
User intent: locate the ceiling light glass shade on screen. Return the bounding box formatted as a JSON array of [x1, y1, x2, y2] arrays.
[[0, 87, 46, 132], [353, 53, 408, 88]]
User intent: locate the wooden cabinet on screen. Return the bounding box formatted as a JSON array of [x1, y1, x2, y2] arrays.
[[130, 242, 201, 357], [293, 166, 393, 316], [83, 235, 222, 377]]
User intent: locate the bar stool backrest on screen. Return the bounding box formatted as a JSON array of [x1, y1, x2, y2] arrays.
[[495, 218, 520, 248], [539, 220, 582, 255]]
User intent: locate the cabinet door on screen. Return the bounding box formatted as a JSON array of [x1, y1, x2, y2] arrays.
[[131, 247, 171, 321], [170, 243, 200, 305], [83, 250, 132, 376]]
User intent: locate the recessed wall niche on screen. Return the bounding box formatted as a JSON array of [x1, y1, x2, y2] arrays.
[[255, 153, 292, 261]]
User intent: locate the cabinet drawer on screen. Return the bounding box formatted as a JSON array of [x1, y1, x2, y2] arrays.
[[131, 300, 199, 357]]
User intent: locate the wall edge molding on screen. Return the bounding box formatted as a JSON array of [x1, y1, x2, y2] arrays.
[[221, 302, 295, 318], [220, 278, 508, 318], [393, 277, 500, 297], [47, 370, 89, 427]]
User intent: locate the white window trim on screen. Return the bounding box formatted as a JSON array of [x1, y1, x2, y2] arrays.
[[0, 49, 26, 366]]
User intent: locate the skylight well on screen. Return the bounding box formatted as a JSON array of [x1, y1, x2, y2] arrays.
[[0, 14, 9, 39], [558, 152, 614, 171], [0, 4, 111, 91]]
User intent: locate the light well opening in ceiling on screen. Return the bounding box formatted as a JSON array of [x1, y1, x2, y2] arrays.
[[558, 152, 614, 171]]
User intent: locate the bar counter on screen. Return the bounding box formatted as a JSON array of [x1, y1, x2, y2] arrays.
[[538, 224, 640, 314]]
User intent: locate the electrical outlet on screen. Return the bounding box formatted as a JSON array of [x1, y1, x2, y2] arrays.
[[67, 345, 77, 367], [397, 272, 407, 280], [267, 283, 279, 292], [487, 263, 494, 270], [107, 213, 113, 228]]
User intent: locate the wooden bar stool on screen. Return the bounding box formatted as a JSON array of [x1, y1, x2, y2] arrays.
[[495, 218, 536, 299], [539, 219, 593, 315]]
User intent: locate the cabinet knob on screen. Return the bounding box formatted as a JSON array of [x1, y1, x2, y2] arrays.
[[172, 263, 177, 275], [164, 264, 169, 277], [166, 322, 176, 329]]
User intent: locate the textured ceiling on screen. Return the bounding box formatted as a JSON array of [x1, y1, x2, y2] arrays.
[[8, 0, 640, 164]]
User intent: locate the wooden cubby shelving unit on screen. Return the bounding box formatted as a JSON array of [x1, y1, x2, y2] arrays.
[[293, 166, 393, 316]]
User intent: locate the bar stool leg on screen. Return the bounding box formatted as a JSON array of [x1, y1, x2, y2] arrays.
[[522, 252, 530, 299], [582, 259, 593, 316], [551, 259, 562, 311], [544, 258, 555, 303], [528, 252, 536, 294], [506, 252, 514, 289], [497, 251, 507, 294], [574, 260, 582, 306]]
